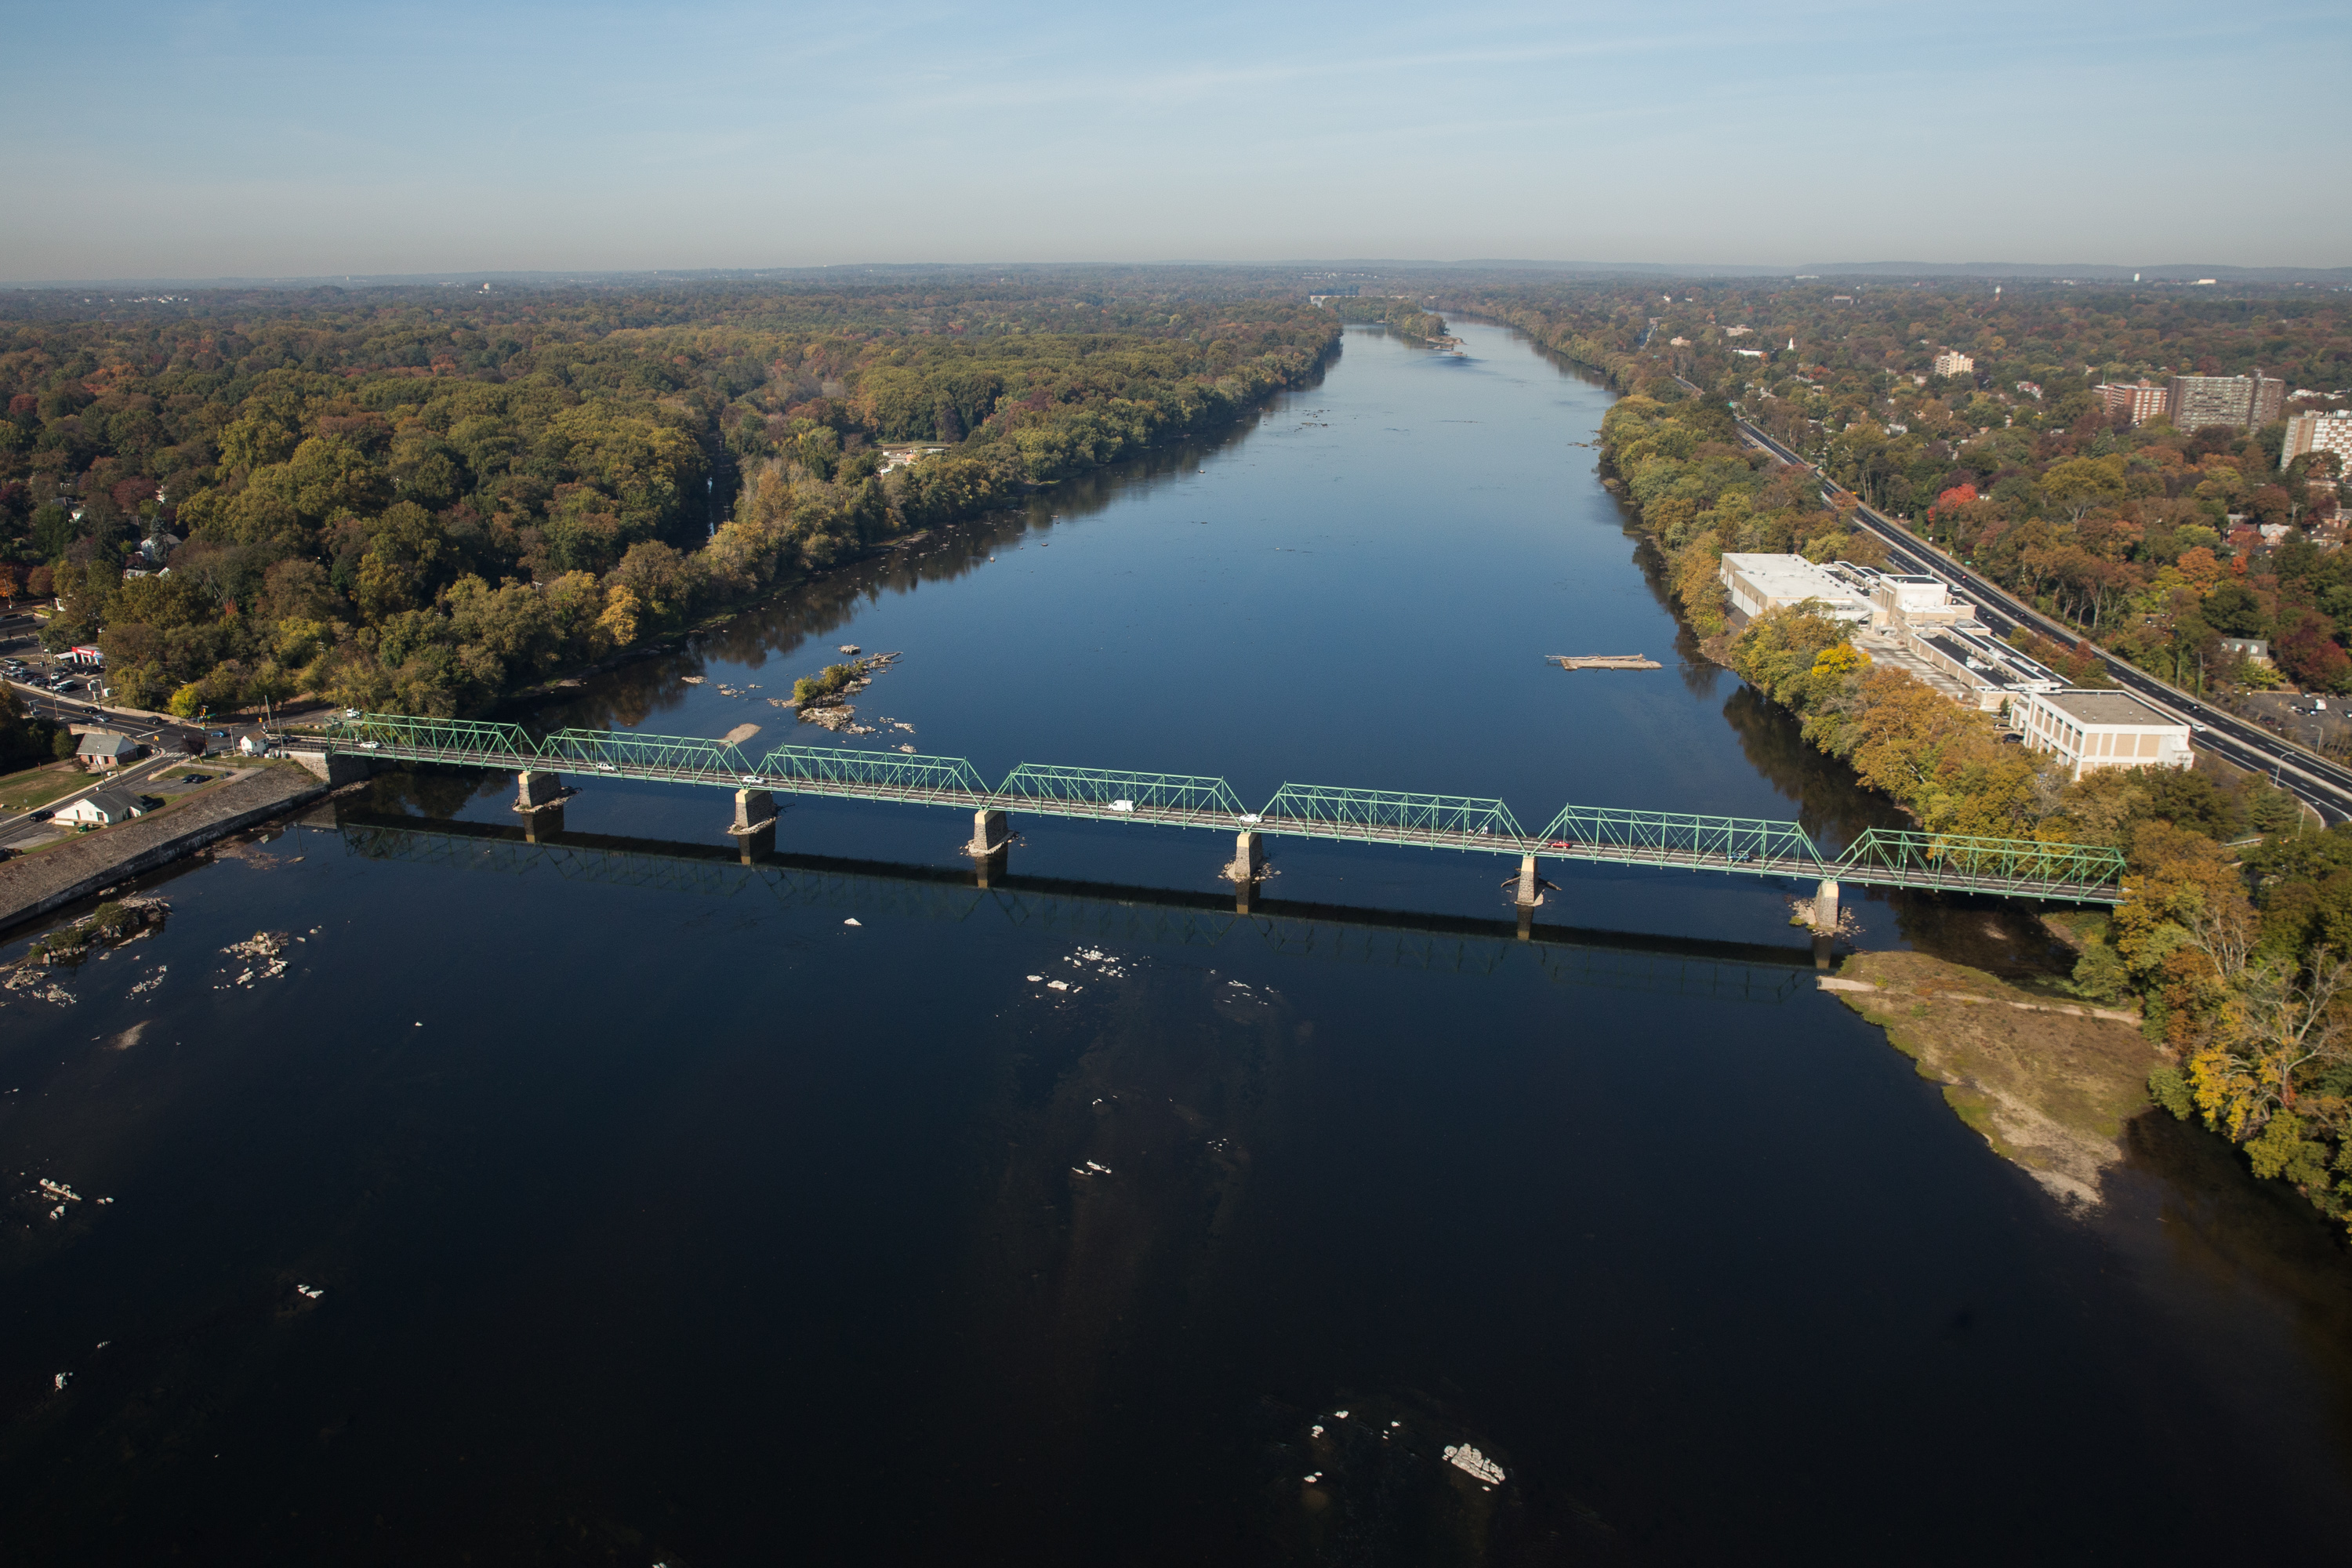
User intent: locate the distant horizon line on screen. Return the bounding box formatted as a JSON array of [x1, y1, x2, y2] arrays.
[[5, 257, 2348, 291]]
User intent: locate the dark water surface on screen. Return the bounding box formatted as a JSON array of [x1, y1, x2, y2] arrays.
[[8, 324, 2352, 1563]]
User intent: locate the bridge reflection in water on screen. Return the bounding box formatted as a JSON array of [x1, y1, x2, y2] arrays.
[[312, 808, 1818, 1006]]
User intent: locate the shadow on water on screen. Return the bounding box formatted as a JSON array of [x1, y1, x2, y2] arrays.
[[320, 800, 1817, 1004]]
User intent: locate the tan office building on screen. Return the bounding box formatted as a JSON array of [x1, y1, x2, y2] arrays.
[[2013, 690, 2192, 779], [1932, 350, 1974, 377]]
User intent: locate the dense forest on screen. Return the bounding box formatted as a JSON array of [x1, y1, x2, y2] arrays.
[[1322, 295, 1449, 343], [0, 278, 1339, 716], [1581, 337, 2352, 1235]]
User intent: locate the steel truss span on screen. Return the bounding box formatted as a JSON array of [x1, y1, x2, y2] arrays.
[[306, 714, 2127, 904]]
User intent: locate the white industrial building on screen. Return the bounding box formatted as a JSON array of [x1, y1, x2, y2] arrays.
[[2013, 690, 2193, 780], [1719, 554, 1874, 625]]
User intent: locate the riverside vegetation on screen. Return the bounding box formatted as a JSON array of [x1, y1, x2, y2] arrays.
[[0, 278, 1338, 718], [1461, 276, 2350, 698], [1573, 342, 2352, 1230]]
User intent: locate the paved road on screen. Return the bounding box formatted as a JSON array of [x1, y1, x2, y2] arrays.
[[1708, 397, 2352, 825], [5, 676, 188, 746]]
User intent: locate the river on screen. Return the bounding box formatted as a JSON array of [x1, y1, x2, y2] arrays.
[[6, 321, 2352, 1563]]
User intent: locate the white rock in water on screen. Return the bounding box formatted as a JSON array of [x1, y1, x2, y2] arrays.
[[1027, 975, 1044, 982], [1047, 980, 1069, 992], [1444, 1444, 1505, 1485]]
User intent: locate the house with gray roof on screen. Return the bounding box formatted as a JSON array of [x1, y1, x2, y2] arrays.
[[75, 731, 145, 771], [54, 788, 155, 827]]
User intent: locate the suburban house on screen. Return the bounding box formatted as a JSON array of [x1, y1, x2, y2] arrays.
[[76, 731, 144, 771], [2218, 636, 2273, 666], [2013, 690, 2193, 780], [54, 788, 155, 827]]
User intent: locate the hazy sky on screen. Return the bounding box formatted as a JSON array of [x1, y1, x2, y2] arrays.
[[5, 0, 2343, 281]]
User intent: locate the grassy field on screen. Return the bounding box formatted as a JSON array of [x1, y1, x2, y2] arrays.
[[0, 762, 89, 815]]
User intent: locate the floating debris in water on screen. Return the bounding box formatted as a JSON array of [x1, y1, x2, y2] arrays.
[[844, 918, 862, 927], [296, 1284, 325, 1300], [1444, 1444, 1504, 1484], [54, 1372, 68, 1390]]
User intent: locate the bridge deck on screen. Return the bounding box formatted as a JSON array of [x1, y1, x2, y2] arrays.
[[299, 717, 2127, 904]]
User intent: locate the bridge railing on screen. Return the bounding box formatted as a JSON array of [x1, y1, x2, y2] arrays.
[[1536, 804, 1826, 866], [327, 713, 547, 760], [546, 728, 757, 779], [1834, 827, 2125, 891], [996, 764, 1249, 820], [751, 744, 993, 800], [1259, 783, 1526, 845]]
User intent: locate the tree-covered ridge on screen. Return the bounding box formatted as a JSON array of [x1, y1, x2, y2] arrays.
[[1457, 279, 2351, 701], [0, 282, 1337, 715]]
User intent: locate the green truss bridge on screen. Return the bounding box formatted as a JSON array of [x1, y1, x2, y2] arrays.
[[286, 713, 2129, 925]]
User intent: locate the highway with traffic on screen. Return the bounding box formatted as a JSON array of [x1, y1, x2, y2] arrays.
[[1705, 394, 2352, 826]]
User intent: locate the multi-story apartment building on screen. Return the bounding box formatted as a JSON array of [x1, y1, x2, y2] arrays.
[[2095, 379, 2171, 426], [1932, 350, 1974, 378], [2168, 372, 2285, 432], [2283, 409, 2352, 472]]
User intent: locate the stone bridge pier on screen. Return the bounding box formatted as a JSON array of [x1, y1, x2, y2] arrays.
[[728, 789, 777, 863], [1512, 852, 1548, 940], [966, 808, 1011, 887], [1225, 829, 1266, 913], [514, 770, 575, 843]]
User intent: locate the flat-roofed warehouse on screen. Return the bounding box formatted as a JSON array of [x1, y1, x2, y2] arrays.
[[2013, 689, 2192, 780], [1718, 554, 1871, 625]]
